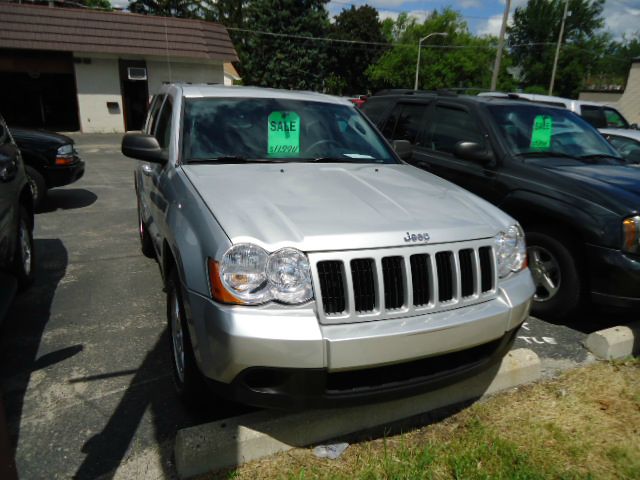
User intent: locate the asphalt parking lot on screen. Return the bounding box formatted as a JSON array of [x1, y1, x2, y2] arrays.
[[0, 134, 634, 479]]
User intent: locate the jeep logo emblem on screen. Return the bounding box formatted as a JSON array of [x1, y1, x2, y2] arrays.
[[404, 232, 430, 243]]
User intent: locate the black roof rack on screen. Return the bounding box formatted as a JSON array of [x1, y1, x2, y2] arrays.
[[372, 88, 456, 97]]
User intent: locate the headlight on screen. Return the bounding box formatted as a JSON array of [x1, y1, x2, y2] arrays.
[[209, 244, 313, 305], [57, 144, 74, 155], [623, 216, 640, 254], [267, 248, 313, 304], [494, 225, 527, 278], [56, 144, 75, 165]]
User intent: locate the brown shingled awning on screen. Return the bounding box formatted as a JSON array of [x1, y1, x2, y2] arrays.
[[0, 3, 238, 62]]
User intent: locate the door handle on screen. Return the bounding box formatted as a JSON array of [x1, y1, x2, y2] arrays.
[[141, 164, 153, 176]]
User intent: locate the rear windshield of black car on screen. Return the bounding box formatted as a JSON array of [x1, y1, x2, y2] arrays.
[[181, 97, 397, 164]]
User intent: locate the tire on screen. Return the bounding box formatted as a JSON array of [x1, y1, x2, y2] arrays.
[[25, 166, 46, 211], [137, 197, 155, 258], [526, 229, 584, 320], [167, 270, 207, 406], [10, 207, 35, 290]]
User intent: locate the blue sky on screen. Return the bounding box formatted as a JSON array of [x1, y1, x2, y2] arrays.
[[326, 0, 639, 40]]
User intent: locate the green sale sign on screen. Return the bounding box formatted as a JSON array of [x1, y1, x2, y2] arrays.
[[530, 115, 553, 149], [268, 111, 300, 156]]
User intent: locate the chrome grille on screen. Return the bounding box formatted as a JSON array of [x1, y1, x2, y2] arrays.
[[310, 241, 497, 324]]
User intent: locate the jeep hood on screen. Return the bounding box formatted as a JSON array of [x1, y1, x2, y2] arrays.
[[182, 163, 513, 252]]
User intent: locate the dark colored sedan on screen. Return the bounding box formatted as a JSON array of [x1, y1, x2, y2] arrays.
[[9, 128, 85, 208]]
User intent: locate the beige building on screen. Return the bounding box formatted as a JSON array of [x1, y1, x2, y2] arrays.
[[579, 57, 640, 124], [0, 3, 237, 133]]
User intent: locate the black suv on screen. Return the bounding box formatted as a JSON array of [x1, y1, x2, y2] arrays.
[[0, 114, 35, 320], [363, 91, 640, 319]]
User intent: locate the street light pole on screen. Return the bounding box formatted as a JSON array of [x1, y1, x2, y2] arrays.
[[414, 32, 448, 90], [549, 0, 569, 96], [490, 0, 511, 91]]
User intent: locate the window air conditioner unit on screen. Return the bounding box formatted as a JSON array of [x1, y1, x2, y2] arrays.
[[128, 67, 147, 81]]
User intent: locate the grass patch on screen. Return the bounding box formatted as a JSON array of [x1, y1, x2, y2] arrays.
[[207, 360, 640, 480]]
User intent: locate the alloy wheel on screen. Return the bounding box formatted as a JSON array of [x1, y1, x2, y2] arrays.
[[528, 245, 561, 302], [19, 220, 32, 277], [170, 289, 185, 384]]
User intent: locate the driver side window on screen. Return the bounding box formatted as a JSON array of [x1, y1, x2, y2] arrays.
[[430, 106, 485, 155]]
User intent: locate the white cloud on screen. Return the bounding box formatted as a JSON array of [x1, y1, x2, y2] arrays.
[[110, 0, 129, 9], [602, 1, 640, 40], [457, 0, 481, 8], [377, 9, 430, 23], [477, 13, 508, 37]]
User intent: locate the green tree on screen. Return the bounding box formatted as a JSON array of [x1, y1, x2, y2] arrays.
[[233, 0, 331, 91], [203, 0, 246, 27], [128, 0, 212, 18], [330, 5, 387, 95], [367, 9, 512, 92], [507, 0, 606, 97]]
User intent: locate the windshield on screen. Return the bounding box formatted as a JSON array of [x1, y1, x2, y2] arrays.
[[181, 97, 397, 164], [487, 104, 622, 161]]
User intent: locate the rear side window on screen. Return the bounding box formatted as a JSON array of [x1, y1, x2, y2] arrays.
[[603, 107, 629, 129], [391, 104, 427, 145], [361, 98, 393, 128], [580, 105, 607, 129], [429, 105, 485, 154], [155, 97, 173, 149]]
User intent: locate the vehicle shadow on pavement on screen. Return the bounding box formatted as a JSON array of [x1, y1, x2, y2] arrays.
[[549, 305, 637, 335], [0, 239, 69, 446], [73, 327, 252, 479], [38, 188, 97, 213]]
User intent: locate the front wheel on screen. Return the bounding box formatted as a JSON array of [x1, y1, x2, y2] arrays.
[[11, 207, 35, 289], [526, 229, 583, 320], [25, 166, 46, 211], [167, 270, 207, 406]]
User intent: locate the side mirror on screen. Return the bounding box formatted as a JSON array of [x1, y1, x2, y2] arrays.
[[631, 123, 638, 130], [122, 133, 167, 164], [393, 139, 412, 160], [454, 141, 492, 164]]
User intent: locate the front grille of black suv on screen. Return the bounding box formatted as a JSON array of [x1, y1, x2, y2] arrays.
[[313, 242, 497, 322]]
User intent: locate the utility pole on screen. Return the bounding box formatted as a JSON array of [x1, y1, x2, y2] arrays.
[[549, 0, 570, 96], [490, 0, 511, 91]]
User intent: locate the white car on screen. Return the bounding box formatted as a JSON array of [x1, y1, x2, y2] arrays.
[[478, 92, 637, 132], [601, 128, 640, 164]]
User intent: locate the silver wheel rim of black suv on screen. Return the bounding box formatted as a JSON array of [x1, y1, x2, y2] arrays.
[[528, 246, 561, 302], [19, 219, 32, 277], [170, 289, 185, 384]]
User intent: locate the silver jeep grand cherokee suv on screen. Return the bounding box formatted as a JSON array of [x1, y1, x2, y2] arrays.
[[122, 84, 534, 409]]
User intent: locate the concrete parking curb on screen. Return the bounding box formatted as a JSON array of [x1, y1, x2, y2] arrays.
[[584, 323, 640, 360], [174, 348, 541, 479]]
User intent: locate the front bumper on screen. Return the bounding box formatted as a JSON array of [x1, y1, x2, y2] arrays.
[[586, 243, 640, 309], [184, 269, 534, 408], [44, 158, 85, 188]]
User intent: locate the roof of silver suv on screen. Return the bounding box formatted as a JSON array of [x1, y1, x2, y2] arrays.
[[174, 83, 352, 105]]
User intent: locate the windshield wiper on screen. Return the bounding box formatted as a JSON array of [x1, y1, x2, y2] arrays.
[[517, 151, 578, 159], [578, 153, 624, 163], [306, 156, 380, 163], [187, 156, 286, 164]]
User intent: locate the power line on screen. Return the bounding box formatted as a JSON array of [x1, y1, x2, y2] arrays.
[[228, 26, 560, 51]]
